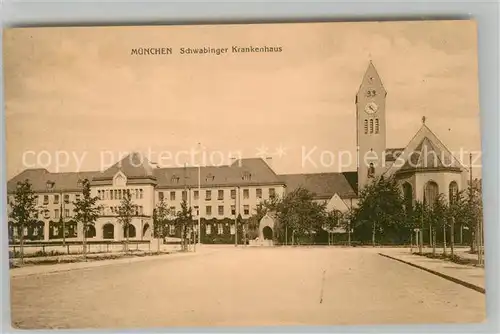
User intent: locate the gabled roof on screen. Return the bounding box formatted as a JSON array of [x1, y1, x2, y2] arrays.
[[94, 152, 155, 180], [154, 158, 284, 189], [279, 172, 357, 199], [7, 169, 99, 193], [385, 122, 465, 177]]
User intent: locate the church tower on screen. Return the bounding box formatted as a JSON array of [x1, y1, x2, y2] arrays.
[[356, 61, 387, 192]]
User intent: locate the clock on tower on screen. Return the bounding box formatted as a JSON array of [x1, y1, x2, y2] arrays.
[[355, 61, 387, 192]]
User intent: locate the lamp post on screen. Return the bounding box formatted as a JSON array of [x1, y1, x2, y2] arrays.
[[197, 142, 202, 247]]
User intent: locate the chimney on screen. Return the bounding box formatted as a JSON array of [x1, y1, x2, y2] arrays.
[[265, 156, 273, 168]]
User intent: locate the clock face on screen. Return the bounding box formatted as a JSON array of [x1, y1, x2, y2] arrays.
[[365, 102, 378, 114]]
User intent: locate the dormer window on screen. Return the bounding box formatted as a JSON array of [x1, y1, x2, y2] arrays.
[[171, 175, 180, 184], [77, 179, 83, 188], [46, 181, 55, 191], [242, 172, 252, 181], [205, 174, 215, 182]]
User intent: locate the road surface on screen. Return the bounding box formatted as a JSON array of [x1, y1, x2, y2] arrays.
[[10, 246, 486, 329]]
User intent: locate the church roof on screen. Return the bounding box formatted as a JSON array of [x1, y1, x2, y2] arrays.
[[385, 121, 465, 177], [279, 172, 357, 199]]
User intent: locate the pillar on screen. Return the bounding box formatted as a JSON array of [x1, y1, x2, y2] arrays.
[[44, 220, 50, 241]]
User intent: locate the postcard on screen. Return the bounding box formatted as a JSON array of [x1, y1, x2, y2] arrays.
[[4, 20, 485, 329]]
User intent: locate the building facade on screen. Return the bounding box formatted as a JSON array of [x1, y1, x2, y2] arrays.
[[6, 62, 470, 243]]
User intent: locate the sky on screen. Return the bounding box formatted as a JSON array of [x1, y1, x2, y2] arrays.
[[4, 20, 482, 179]]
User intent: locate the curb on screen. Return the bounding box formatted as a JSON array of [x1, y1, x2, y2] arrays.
[[378, 253, 485, 294], [10, 250, 210, 278]]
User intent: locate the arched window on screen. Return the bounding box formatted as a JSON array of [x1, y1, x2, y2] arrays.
[[424, 181, 439, 206], [142, 223, 150, 238], [369, 119, 374, 134], [402, 182, 413, 212], [375, 118, 379, 134], [86, 225, 96, 238], [123, 224, 136, 238], [103, 223, 114, 239], [449, 181, 459, 204], [364, 119, 368, 134]]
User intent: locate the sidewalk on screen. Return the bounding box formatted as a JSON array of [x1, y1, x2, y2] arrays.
[[10, 245, 217, 278], [379, 250, 485, 293]]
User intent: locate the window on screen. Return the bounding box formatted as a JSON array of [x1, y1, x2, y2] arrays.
[[206, 206, 212, 216], [194, 206, 199, 216], [170, 206, 176, 213], [231, 189, 236, 199], [269, 188, 276, 198], [139, 206, 143, 215], [64, 194, 70, 204], [218, 205, 224, 216], [205, 174, 215, 182], [65, 209, 70, 218], [159, 191, 164, 201], [256, 188, 262, 199], [170, 191, 176, 201], [243, 205, 250, 215], [369, 119, 374, 134], [44, 210, 50, 219], [75, 194, 81, 202], [54, 209, 60, 219], [230, 224, 236, 235], [364, 119, 368, 134], [110, 190, 114, 200], [206, 224, 212, 235], [171, 175, 180, 184], [243, 189, 249, 199], [182, 190, 187, 201], [231, 205, 236, 215], [54, 195, 59, 204], [218, 190, 224, 200], [169, 224, 175, 235], [375, 118, 379, 134], [194, 190, 199, 200], [242, 172, 251, 181], [217, 223, 223, 235], [205, 190, 212, 201], [449, 181, 459, 204]]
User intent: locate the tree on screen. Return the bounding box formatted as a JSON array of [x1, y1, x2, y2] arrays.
[[176, 200, 193, 251], [9, 179, 39, 263], [73, 179, 101, 261], [117, 190, 136, 253], [324, 209, 343, 245], [274, 187, 326, 245], [152, 199, 172, 253], [352, 176, 405, 245]]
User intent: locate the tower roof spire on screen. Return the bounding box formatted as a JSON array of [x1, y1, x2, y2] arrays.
[[357, 60, 386, 95]]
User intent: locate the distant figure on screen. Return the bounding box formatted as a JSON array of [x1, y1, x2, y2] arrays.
[[367, 163, 375, 178]]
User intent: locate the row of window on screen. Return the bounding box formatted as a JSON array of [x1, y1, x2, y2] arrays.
[[107, 205, 144, 216], [167, 223, 235, 235], [40, 194, 81, 206], [158, 188, 276, 202], [200, 205, 250, 216], [40, 208, 71, 219], [363, 118, 380, 134], [97, 188, 144, 201]]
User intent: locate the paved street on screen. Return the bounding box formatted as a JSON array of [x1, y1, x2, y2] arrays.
[[10, 247, 486, 329]]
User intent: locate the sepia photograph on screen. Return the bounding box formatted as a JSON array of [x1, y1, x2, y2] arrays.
[[3, 20, 485, 329]]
